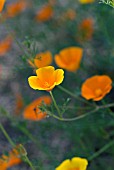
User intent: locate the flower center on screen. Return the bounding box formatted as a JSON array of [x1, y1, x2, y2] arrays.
[[69, 168, 80, 170], [95, 89, 102, 97], [44, 82, 50, 88]]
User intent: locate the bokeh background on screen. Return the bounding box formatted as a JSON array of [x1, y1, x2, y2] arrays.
[[0, 0, 114, 169]]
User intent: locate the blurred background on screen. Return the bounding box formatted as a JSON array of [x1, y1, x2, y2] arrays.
[[0, 0, 114, 169]]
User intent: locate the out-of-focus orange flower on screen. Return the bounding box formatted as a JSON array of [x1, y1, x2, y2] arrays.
[[77, 18, 94, 43], [65, 9, 76, 20], [23, 96, 52, 121], [28, 51, 53, 69], [0, 158, 7, 170], [0, 146, 21, 170], [28, 66, 64, 91], [79, 0, 95, 4], [15, 93, 24, 115], [0, 35, 13, 56], [81, 75, 112, 101], [35, 4, 53, 22], [56, 157, 88, 170], [4, 0, 28, 18], [55, 47, 83, 72], [0, 0, 6, 12]]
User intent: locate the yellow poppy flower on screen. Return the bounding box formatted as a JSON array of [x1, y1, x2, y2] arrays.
[[28, 66, 64, 91], [79, 0, 95, 4], [56, 157, 88, 170], [81, 75, 112, 101]]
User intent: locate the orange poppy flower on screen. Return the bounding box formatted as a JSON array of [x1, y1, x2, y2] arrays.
[[0, 146, 21, 170], [79, 0, 95, 4], [81, 75, 112, 101], [0, 0, 6, 12], [77, 18, 94, 43], [35, 4, 53, 22], [28, 51, 53, 69], [55, 47, 83, 72], [0, 158, 7, 170], [0, 35, 13, 56], [23, 96, 52, 121], [56, 157, 88, 170], [5, 0, 28, 18], [28, 66, 64, 91]]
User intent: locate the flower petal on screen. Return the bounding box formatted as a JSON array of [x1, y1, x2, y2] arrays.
[[28, 76, 41, 90], [54, 69, 64, 85]]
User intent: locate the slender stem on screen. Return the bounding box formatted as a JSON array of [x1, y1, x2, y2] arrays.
[[88, 140, 114, 161], [47, 106, 99, 121], [101, 100, 114, 117], [58, 86, 93, 106], [24, 156, 35, 170], [0, 122, 35, 170], [0, 123, 15, 147], [49, 91, 62, 117], [99, 103, 114, 109]]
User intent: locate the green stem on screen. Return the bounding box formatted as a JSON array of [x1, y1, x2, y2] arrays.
[[88, 140, 114, 161], [0, 123, 35, 170], [101, 100, 114, 117], [24, 156, 35, 170], [49, 91, 62, 117], [47, 106, 99, 121], [0, 123, 15, 147], [58, 86, 93, 106]]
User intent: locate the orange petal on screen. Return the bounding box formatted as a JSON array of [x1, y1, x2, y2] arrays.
[[34, 51, 52, 68], [81, 75, 112, 101], [35, 4, 53, 22], [55, 47, 83, 72], [0, 0, 5, 12], [36, 66, 55, 83], [23, 96, 52, 121]]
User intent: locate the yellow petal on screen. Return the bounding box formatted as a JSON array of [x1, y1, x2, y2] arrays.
[[28, 76, 41, 90], [54, 69, 64, 85], [36, 66, 55, 83]]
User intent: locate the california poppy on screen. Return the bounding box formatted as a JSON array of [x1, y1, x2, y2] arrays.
[[0, 35, 13, 56], [55, 47, 83, 72], [28, 66, 64, 91], [23, 96, 52, 121], [35, 4, 53, 22], [79, 0, 95, 4], [28, 51, 52, 69], [0, 0, 5, 12], [81, 75, 112, 101], [4, 0, 28, 18], [77, 18, 94, 43], [0, 146, 21, 170], [56, 157, 88, 170]]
